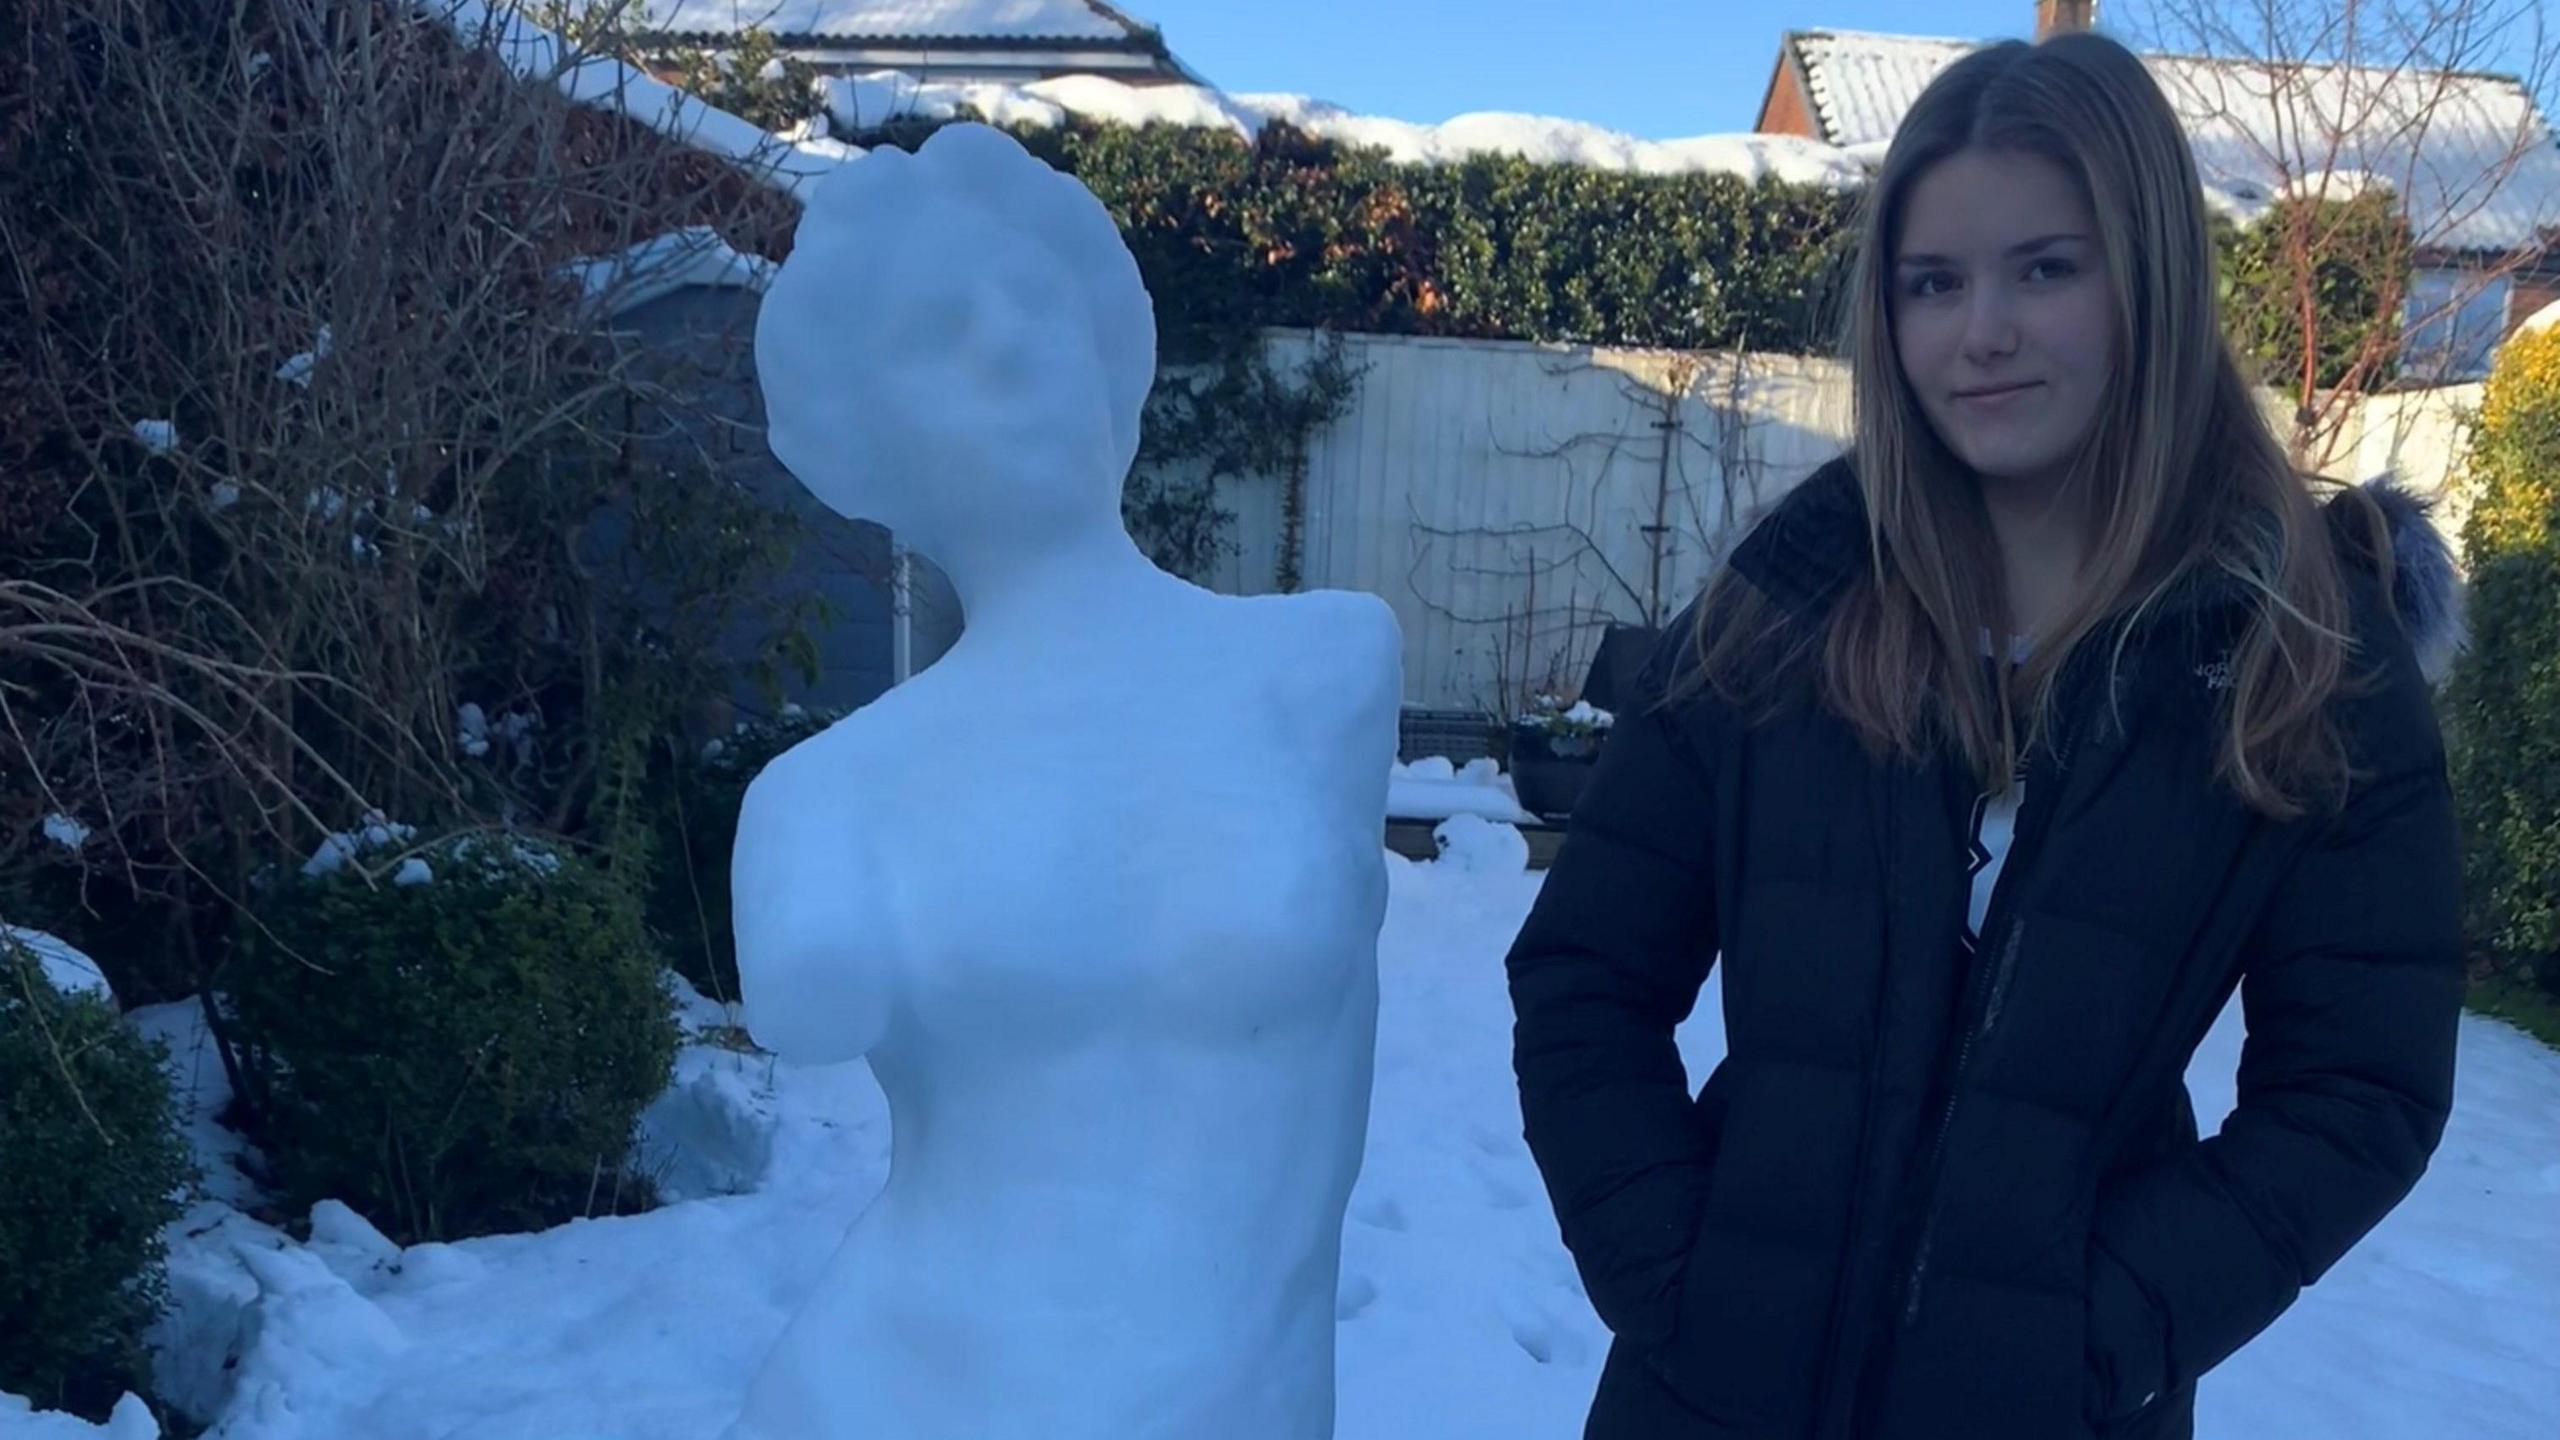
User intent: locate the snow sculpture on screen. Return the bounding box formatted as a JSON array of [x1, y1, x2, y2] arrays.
[[722, 122, 1401, 1440]]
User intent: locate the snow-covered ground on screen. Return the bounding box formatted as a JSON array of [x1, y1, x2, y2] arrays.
[[8, 845, 2558, 1438], [1387, 756, 1536, 825]]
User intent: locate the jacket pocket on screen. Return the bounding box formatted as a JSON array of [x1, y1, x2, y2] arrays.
[[1642, 1062, 1859, 1432], [2086, 1235, 2171, 1424], [1652, 1222, 1837, 1430]]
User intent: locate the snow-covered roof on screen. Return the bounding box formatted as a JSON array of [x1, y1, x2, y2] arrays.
[[1783, 28, 2560, 254], [426, 0, 858, 200], [584, 0, 1150, 42], [1790, 29, 1979, 151], [2150, 53, 2560, 255], [567, 226, 777, 314], [827, 71, 1872, 188]]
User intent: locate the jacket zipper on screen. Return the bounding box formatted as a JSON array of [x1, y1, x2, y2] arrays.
[[1895, 661, 2091, 1329], [1899, 914, 2026, 1326]]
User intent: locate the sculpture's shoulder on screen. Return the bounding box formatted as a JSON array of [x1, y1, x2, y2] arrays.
[[1263, 588, 1401, 674], [734, 712, 890, 857], [1234, 589, 1403, 754], [729, 713, 903, 933]]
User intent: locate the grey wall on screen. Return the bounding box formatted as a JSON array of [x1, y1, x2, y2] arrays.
[[609, 283, 965, 720]]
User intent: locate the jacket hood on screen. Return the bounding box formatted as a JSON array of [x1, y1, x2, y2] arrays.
[[2344, 475, 2465, 685]]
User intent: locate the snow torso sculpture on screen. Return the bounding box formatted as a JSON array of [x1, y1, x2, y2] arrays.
[[721, 124, 1401, 1440]]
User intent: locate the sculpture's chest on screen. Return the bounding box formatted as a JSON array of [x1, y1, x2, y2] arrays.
[[872, 705, 1386, 1047]]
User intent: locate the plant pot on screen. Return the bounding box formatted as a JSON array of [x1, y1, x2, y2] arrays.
[[1509, 720, 1605, 821]]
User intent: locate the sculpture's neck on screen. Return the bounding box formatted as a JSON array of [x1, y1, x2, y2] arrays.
[[936, 515, 1169, 636]]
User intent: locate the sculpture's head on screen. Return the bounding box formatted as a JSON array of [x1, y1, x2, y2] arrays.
[[755, 123, 1157, 552]]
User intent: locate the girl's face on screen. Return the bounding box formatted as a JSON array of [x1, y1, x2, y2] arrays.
[[1891, 149, 2116, 490]]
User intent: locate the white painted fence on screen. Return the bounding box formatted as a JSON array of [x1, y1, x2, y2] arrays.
[[1198, 329, 2480, 716]]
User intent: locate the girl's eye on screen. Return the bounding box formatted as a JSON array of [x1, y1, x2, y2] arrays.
[[2026, 256, 2079, 282], [1905, 271, 1960, 299]]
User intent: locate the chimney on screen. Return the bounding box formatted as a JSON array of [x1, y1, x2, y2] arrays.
[[2036, 1, 2097, 39]]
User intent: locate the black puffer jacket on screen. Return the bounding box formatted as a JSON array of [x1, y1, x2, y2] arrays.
[[1506, 459, 2465, 1440]]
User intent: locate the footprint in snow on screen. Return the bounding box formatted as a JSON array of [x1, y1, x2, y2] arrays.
[[1335, 1272, 1380, 1322], [1470, 1153, 1534, 1211], [1499, 1291, 1589, 1368], [1351, 1195, 1410, 1233]]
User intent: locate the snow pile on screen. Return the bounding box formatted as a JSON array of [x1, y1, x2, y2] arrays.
[[1387, 756, 1534, 824], [298, 813, 417, 880], [126, 1000, 264, 1211], [2, 926, 114, 1005], [633, 976, 778, 1203], [454, 703, 537, 764], [274, 325, 331, 390], [444, 834, 563, 879], [1236, 93, 1868, 184], [1520, 699, 1614, 732], [824, 71, 1871, 187], [1430, 814, 1530, 875], [291, 815, 565, 890], [130, 420, 179, 455], [42, 813, 90, 851], [0, 1393, 159, 1440]]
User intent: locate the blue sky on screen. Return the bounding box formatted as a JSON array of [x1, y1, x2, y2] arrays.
[[1125, 1, 2553, 140], [1125, 1, 2059, 137]]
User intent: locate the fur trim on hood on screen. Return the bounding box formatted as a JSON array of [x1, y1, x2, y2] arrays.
[[2329, 476, 2465, 687]]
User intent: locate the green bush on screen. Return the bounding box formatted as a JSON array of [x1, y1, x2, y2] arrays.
[[0, 932, 192, 1420], [647, 707, 841, 1004], [2447, 323, 2560, 998], [223, 834, 680, 1245]]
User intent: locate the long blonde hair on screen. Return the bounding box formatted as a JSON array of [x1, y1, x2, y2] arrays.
[[1690, 32, 2377, 820]]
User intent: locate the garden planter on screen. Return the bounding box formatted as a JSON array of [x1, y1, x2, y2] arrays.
[[1508, 719, 1605, 821]]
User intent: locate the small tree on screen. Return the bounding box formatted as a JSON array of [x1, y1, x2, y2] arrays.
[[2217, 190, 2414, 392], [2447, 322, 2560, 996], [2129, 0, 2560, 462]]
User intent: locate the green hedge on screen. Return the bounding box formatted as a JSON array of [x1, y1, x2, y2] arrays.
[[855, 116, 2413, 369], [0, 934, 192, 1421], [224, 836, 679, 1244], [855, 118, 1866, 355], [2448, 323, 2560, 999]]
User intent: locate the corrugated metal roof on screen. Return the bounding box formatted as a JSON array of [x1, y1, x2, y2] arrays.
[[1787, 29, 2560, 254], [1791, 28, 1976, 149], [593, 0, 1145, 42]]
